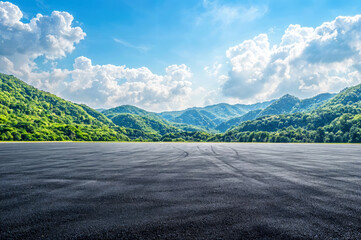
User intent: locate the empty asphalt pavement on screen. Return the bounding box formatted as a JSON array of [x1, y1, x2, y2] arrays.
[[1, 142, 361, 239]]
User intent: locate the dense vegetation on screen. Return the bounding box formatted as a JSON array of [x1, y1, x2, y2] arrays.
[[258, 94, 300, 117], [214, 85, 361, 143], [159, 101, 274, 129], [216, 109, 262, 132], [214, 93, 334, 132], [103, 105, 163, 121], [1, 73, 360, 143], [102, 105, 205, 135], [0, 74, 211, 142], [0, 74, 134, 141], [290, 93, 335, 113], [110, 113, 179, 136]]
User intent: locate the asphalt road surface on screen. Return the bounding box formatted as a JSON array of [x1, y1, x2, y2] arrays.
[[1, 143, 361, 239]]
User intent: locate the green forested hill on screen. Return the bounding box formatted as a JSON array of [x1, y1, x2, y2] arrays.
[[233, 100, 275, 112], [0, 74, 131, 141], [216, 109, 262, 133], [160, 93, 333, 132], [215, 93, 335, 132], [159, 107, 222, 128], [159, 101, 274, 129], [322, 85, 361, 106], [0, 74, 210, 142], [110, 113, 179, 136], [173, 109, 217, 129], [103, 104, 206, 134], [102, 105, 163, 121], [108, 113, 211, 141], [216, 84, 361, 143], [258, 94, 300, 117], [291, 93, 335, 113], [1, 72, 360, 143]]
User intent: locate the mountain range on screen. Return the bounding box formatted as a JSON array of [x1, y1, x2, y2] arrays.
[[100, 92, 335, 133], [0, 73, 360, 143], [216, 93, 336, 132], [0, 73, 208, 142]]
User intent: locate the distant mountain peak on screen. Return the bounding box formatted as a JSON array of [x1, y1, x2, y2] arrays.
[[280, 94, 299, 99]]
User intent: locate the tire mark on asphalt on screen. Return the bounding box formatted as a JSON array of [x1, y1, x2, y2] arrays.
[[228, 146, 300, 186], [227, 146, 347, 206], [229, 146, 317, 183], [228, 146, 361, 193], [228, 147, 264, 169], [197, 145, 264, 185], [210, 145, 334, 194], [210, 145, 217, 156], [167, 146, 189, 164], [210, 146, 249, 177], [172, 147, 189, 158]]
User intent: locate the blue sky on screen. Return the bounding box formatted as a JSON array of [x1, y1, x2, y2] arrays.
[[14, 0, 361, 72], [2, 0, 361, 111]]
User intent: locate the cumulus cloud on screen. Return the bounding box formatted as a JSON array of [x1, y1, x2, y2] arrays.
[[0, 1, 85, 59], [222, 15, 361, 102], [59, 57, 193, 111], [0, 1, 85, 87], [204, 63, 222, 76], [0, 2, 194, 111], [4, 1, 361, 111]]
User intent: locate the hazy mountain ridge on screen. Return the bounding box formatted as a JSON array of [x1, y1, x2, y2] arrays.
[[214, 83, 361, 143], [159, 100, 275, 129], [290, 93, 336, 113], [258, 94, 301, 117], [216, 109, 262, 133], [103, 105, 163, 121], [158, 93, 334, 132], [207, 93, 335, 133], [102, 104, 207, 134]]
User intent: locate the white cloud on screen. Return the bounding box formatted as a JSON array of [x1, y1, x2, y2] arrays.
[[0, 2, 194, 111], [222, 15, 361, 102], [223, 34, 271, 99], [0, 1, 85, 87], [5, 54, 194, 111], [114, 38, 149, 52], [199, 0, 267, 27], [0, 2, 85, 59], [204, 63, 222, 76], [4, 1, 361, 111], [59, 57, 193, 111]]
